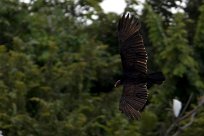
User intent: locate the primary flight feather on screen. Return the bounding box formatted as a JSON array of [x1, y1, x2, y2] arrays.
[[115, 13, 165, 120]]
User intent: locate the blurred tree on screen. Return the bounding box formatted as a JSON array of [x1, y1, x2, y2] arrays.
[[146, 0, 182, 26], [0, 0, 204, 136], [143, 2, 204, 136], [194, 5, 204, 80]]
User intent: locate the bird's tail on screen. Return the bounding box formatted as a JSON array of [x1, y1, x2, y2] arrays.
[[147, 72, 165, 88]]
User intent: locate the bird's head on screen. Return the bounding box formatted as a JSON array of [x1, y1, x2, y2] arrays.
[[114, 80, 122, 87]]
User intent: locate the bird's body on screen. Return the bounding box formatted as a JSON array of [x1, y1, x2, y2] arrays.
[[116, 13, 165, 120]]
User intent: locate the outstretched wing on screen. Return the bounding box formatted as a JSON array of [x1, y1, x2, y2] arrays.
[[118, 13, 147, 74], [119, 83, 147, 120], [118, 14, 148, 119]]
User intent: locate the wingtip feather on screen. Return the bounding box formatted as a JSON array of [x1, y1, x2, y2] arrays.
[[118, 13, 141, 42]]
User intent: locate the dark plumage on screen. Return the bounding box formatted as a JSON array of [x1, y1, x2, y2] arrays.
[[116, 13, 165, 120]]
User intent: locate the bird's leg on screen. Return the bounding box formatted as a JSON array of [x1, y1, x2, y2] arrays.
[[114, 80, 121, 87]]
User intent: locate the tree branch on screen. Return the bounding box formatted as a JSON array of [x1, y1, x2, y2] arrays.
[[164, 95, 204, 136], [179, 93, 193, 117]]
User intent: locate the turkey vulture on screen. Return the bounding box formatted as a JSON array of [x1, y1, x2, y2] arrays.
[[115, 13, 165, 120]]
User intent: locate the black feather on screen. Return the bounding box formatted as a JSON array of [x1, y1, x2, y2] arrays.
[[117, 13, 165, 120]]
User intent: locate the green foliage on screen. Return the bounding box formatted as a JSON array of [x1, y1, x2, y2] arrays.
[[0, 0, 204, 136], [144, 4, 166, 58], [161, 13, 197, 77], [140, 110, 158, 135], [146, 0, 185, 27], [180, 108, 204, 136], [194, 5, 204, 79], [144, 3, 204, 136]]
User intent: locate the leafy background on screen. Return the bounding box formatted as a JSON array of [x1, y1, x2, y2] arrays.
[[0, 0, 204, 136]]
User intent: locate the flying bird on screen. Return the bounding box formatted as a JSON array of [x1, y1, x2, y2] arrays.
[[115, 13, 165, 120]]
